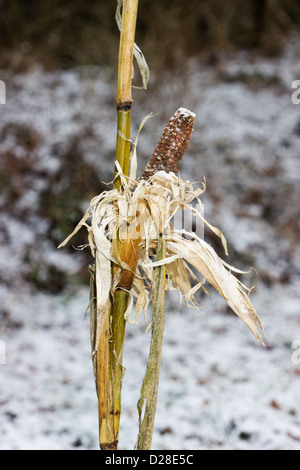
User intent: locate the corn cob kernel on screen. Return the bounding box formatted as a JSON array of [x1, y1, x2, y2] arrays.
[[141, 107, 196, 180]]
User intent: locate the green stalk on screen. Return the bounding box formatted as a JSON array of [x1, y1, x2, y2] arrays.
[[97, 0, 139, 450], [136, 236, 166, 450], [114, 108, 131, 190], [114, 0, 139, 190]]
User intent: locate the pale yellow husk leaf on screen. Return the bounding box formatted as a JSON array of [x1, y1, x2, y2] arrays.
[[58, 169, 265, 344]]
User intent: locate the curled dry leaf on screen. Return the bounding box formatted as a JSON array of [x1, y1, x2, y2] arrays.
[[59, 169, 265, 344]]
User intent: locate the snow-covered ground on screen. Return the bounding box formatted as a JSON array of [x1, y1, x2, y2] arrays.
[[1, 37, 300, 450]]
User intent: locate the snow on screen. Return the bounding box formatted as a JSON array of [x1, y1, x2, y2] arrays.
[[1, 37, 300, 450], [178, 107, 196, 118]]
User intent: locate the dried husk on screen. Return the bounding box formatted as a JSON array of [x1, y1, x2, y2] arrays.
[[59, 168, 265, 344]]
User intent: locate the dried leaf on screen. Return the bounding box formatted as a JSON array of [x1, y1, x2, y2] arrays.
[[59, 169, 265, 343], [115, 0, 150, 91]]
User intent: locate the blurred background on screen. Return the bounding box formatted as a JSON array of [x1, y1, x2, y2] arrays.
[[0, 0, 300, 450], [1, 0, 300, 71]]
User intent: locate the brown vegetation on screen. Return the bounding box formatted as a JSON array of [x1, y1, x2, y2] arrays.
[[0, 0, 300, 71]]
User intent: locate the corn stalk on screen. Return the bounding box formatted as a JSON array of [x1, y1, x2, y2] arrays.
[[135, 108, 197, 449], [136, 235, 166, 450], [114, 0, 138, 188], [97, 0, 139, 450]]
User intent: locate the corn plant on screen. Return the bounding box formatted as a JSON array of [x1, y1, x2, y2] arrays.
[[59, 0, 265, 451]]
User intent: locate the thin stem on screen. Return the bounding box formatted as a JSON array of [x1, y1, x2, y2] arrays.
[[114, 0, 139, 190], [136, 236, 166, 450], [116, 0, 138, 106]]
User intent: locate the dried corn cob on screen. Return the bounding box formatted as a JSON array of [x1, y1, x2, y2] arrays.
[[141, 107, 196, 180]]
